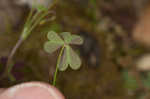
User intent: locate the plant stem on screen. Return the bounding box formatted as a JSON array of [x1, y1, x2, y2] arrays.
[[24, 8, 35, 27], [21, 12, 49, 40], [0, 0, 59, 80], [0, 37, 24, 80], [53, 46, 65, 86]]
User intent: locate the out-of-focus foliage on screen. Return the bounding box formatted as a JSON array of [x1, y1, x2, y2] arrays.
[[123, 70, 138, 91]]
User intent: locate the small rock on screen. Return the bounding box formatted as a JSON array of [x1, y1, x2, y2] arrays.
[[136, 54, 150, 71]]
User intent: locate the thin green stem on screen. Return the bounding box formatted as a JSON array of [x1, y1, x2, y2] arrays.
[[21, 11, 51, 40], [0, 37, 23, 80], [24, 8, 35, 27], [53, 46, 65, 86], [28, 12, 49, 34], [26, 11, 41, 28]]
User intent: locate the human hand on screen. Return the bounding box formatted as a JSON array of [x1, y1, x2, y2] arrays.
[[0, 82, 65, 99]]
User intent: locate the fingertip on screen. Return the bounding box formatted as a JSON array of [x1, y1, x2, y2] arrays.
[[0, 82, 65, 99]]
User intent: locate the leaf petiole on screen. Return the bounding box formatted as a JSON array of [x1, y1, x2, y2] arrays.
[[53, 45, 65, 86]]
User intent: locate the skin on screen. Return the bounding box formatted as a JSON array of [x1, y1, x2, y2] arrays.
[[0, 82, 65, 99]]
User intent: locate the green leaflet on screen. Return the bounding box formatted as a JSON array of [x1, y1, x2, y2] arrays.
[[58, 45, 81, 71], [44, 41, 62, 54], [59, 47, 69, 71], [47, 31, 64, 44], [60, 32, 72, 44], [60, 32, 83, 45], [68, 46, 81, 70], [44, 31, 64, 54], [70, 35, 83, 45]]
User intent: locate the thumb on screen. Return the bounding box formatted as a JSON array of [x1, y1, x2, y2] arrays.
[[0, 82, 65, 99]]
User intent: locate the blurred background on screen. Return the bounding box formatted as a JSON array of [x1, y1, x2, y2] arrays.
[[1, 0, 150, 99]]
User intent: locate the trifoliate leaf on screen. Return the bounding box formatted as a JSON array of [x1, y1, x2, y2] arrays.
[[44, 31, 83, 71], [60, 32, 72, 44], [68, 46, 81, 70], [44, 41, 62, 54], [70, 35, 84, 45], [58, 47, 69, 71], [47, 31, 64, 44]]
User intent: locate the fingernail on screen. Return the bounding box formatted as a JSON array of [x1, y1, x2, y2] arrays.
[[0, 82, 64, 99]]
